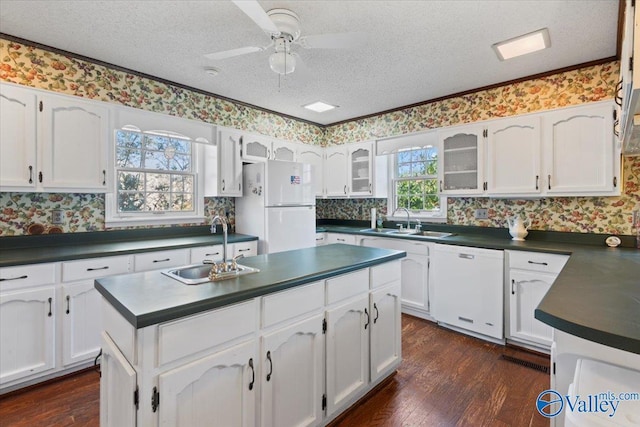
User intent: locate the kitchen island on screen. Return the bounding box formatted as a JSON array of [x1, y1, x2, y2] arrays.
[[96, 244, 405, 427]]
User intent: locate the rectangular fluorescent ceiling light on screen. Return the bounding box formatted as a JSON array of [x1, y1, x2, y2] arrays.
[[303, 101, 337, 113], [492, 28, 550, 61]]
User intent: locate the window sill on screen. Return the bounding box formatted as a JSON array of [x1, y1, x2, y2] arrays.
[[105, 215, 206, 229]]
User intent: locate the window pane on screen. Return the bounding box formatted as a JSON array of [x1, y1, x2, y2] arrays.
[[424, 195, 440, 210], [144, 135, 169, 151], [170, 154, 191, 172], [116, 148, 142, 168], [115, 131, 142, 149], [147, 173, 171, 192], [118, 193, 145, 212], [144, 150, 172, 170], [425, 179, 438, 194], [118, 171, 144, 191], [426, 160, 437, 175], [409, 195, 423, 211], [170, 138, 191, 154], [397, 195, 409, 209], [171, 175, 193, 193], [145, 193, 170, 211], [172, 194, 193, 211]]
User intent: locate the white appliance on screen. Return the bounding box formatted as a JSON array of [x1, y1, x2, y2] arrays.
[[236, 160, 316, 254]]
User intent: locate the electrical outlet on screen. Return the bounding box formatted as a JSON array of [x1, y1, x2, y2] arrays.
[[52, 209, 64, 224], [474, 208, 488, 220]]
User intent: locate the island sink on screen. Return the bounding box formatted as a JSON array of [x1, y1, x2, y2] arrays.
[[163, 263, 259, 285]]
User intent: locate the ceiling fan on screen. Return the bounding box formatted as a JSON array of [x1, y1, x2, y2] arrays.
[[204, 0, 368, 75]]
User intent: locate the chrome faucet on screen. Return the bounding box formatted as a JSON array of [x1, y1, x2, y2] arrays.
[[392, 207, 411, 230], [210, 215, 229, 263]]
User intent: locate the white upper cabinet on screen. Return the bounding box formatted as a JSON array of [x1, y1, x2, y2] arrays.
[[271, 139, 296, 162], [241, 134, 271, 162], [348, 144, 373, 196], [0, 83, 109, 192], [486, 116, 542, 195], [0, 83, 37, 190], [543, 102, 618, 195], [438, 125, 485, 195], [218, 128, 243, 196], [324, 145, 349, 197], [297, 144, 324, 197]]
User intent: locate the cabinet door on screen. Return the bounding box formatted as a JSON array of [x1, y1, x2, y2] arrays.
[[100, 332, 137, 427], [544, 103, 615, 194], [326, 294, 370, 416], [348, 144, 373, 196], [400, 253, 430, 313], [271, 140, 296, 162], [438, 126, 484, 194], [508, 270, 555, 348], [324, 147, 348, 197], [370, 282, 402, 383], [218, 129, 243, 196], [62, 281, 102, 366], [315, 232, 327, 246], [159, 339, 256, 427], [0, 83, 37, 190], [486, 116, 541, 195], [241, 134, 271, 162], [39, 95, 109, 191], [297, 145, 324, 197], [0, 286, 55, 385], [261, 314, 324, 427]]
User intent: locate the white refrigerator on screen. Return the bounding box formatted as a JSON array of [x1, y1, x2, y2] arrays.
[[236, 160, 316, 254]]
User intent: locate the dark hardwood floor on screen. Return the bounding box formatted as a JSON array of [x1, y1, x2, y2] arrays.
[[0, 315, 549, 427]]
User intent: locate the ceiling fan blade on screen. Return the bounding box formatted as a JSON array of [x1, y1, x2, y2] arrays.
[[204, 46, 264, 60], [231, 0, 280, 36], [298, 32, 368, 49]]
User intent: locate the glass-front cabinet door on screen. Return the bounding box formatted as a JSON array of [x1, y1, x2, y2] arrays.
[[348, 144, 373, 196], [438, 126, 485, 194]]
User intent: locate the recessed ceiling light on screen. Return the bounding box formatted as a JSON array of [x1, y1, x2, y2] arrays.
[[492, 28, 550, 61], [204, 67, 220, 76], [303, 101, 338, 113]]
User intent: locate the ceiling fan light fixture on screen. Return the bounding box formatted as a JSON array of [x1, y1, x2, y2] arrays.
[[269, 51, 296, 75], [492, 28, 550, 61], [303, 101, 337, 113]]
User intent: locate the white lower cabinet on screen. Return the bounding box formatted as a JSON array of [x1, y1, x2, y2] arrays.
[[369, 282, 402, 383], [100, 332, 137, 427], [260, 315, 324, 427], [61, 281, 103, 365], [506, 250, 569, 351], [325, 294, 370, 417], [0, 285, 56, 385], [159, 339, 257, 427]]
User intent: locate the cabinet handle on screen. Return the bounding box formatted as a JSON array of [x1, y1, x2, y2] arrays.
[[102, 170, 106, 185], [439, 180, 443, 192], [369, 183, 372, 193], [248, 358, 255, 390], [222, 179, 226, 191], [511, 279, 515, 295], [239, 182, 241, 191], [66, 295, 70, 314], [548, 174, 551, 190], [344, 185, 347, 195], [29, 166, 33, 184], [205, 252, 220, 257], [87, 266, 109, 271], [337, 238, 345, 242], [527, 260, 548, 266], [48, 297, 52, 317], [39, 171, 43, 183], [266, 351, 273, 382], [0, 275, 28, 282], [267, 149, 271, 159], [373, 303, 379, 324], [535, 175, 539, 190], [153, 258, 171, 263], [458, 316, 473, 324], [315, 237, 324, 241], [364, 308, 370, 330], [458, 253, 474, 260], [238, 248, 251, 252]]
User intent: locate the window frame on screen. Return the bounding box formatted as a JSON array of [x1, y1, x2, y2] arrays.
[[387, 147, 447, 222]]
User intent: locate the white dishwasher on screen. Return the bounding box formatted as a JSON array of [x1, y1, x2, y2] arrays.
[[432, 244, 504, 340]]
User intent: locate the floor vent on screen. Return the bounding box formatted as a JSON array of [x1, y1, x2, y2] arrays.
[[500, 354, 549, 374]]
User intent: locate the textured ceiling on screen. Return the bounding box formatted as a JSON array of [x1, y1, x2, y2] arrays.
[[0, 0, 619, 125]]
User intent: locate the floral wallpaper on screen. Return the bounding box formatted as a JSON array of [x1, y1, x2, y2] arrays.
[[1, 36, 638, 237]]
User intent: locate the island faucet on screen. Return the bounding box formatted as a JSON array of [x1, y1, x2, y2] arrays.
[[210, 215, 229, 263], [392, 207, 411, 230]]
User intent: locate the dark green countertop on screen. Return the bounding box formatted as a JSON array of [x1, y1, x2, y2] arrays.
[[319, 225, 640, 355], [95, 244, 405, 329], [0, 226, 257, 267]]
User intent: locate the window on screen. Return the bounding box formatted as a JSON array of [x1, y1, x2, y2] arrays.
[[390, 146, 446, 220], [115, 129, 195, 213]]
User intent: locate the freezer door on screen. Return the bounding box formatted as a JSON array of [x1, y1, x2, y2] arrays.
[[265, 206, 316, 253], [265, 160, 314, 206]]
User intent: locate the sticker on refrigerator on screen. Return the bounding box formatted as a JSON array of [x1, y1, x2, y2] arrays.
[[290, 176, 301, 185]]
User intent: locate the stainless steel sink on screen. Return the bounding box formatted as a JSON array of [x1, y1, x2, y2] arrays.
[[163, 263, 260, 285], [360, 228, 417, 234], [417, 231, 455, 238]]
